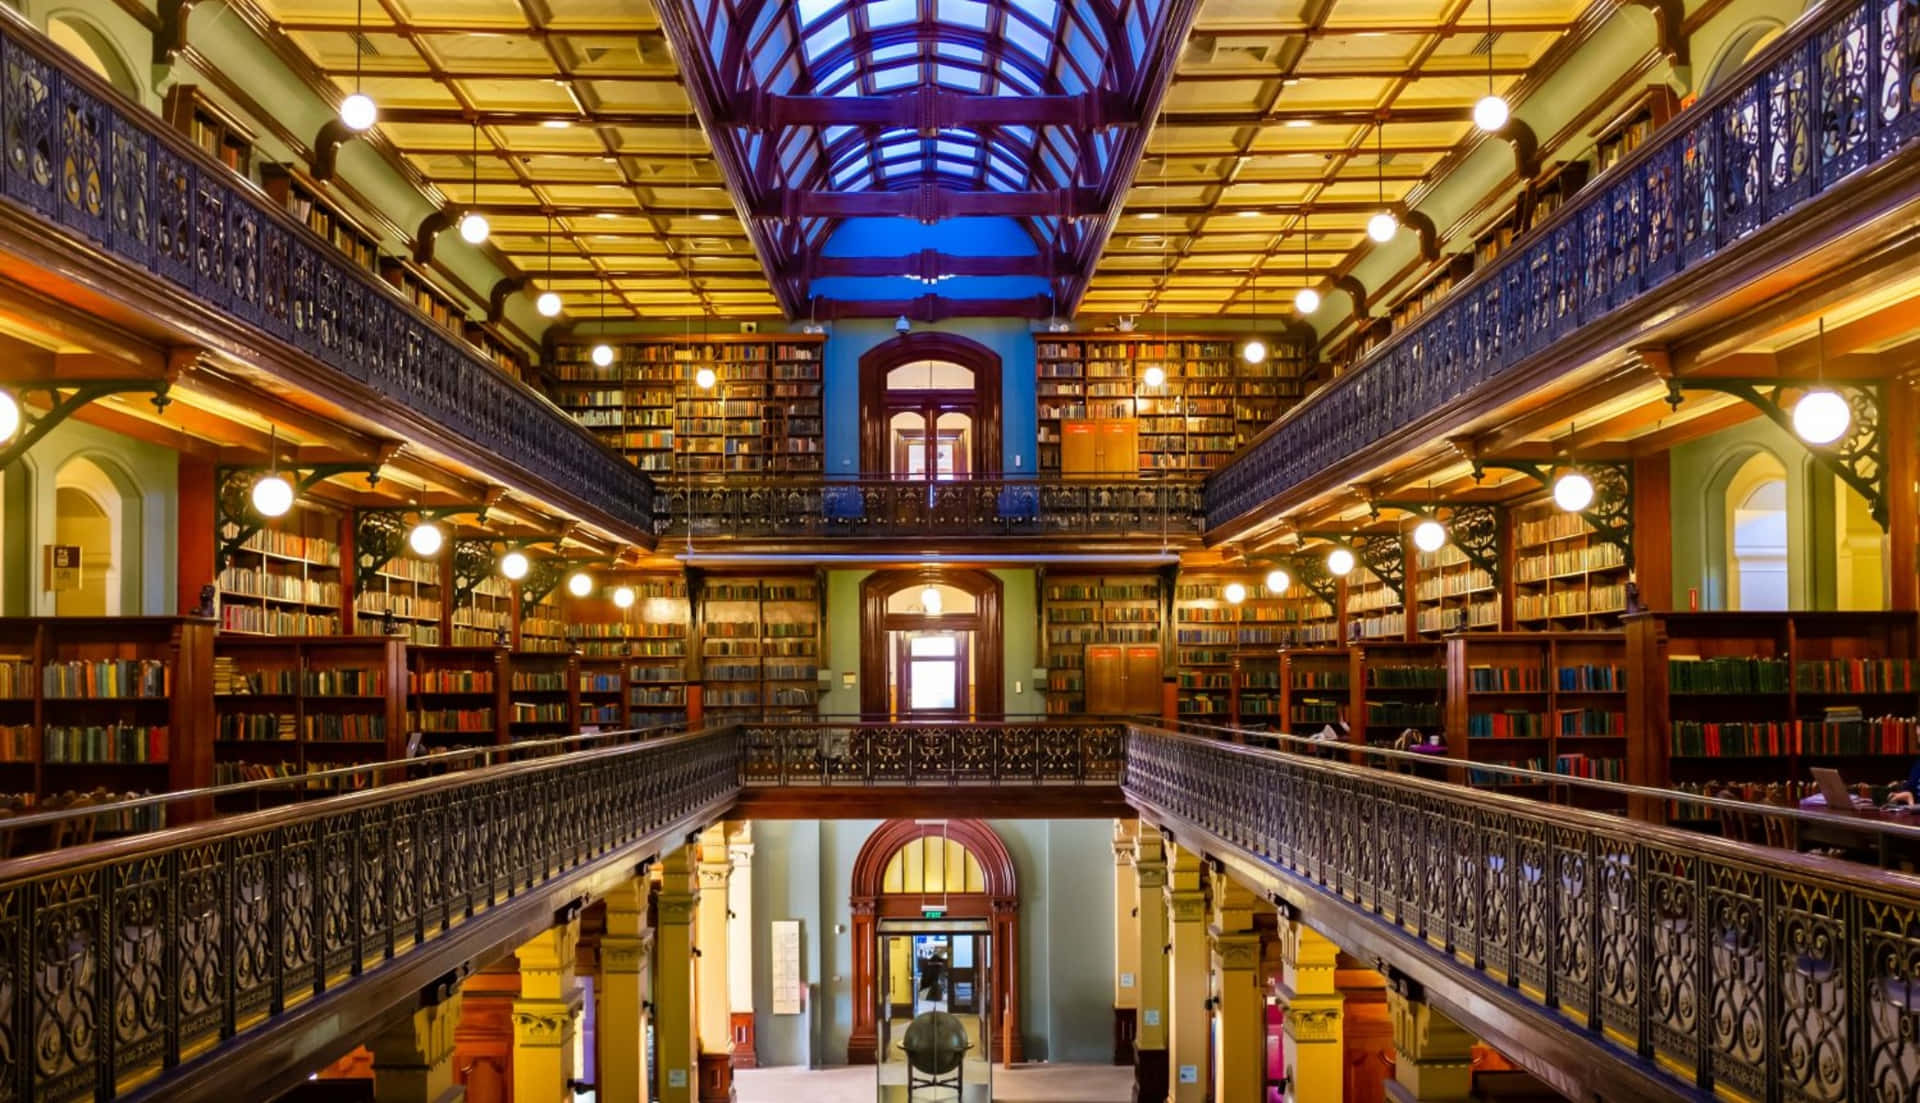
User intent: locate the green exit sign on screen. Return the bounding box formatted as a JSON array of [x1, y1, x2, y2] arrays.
[[921, 907, 945, 918]]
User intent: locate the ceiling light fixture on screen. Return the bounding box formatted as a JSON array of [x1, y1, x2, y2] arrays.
[[613, 585, 636, 609], [457, 122, 489, 245], [921, 586, 943, 616], [339, 0, 377, 131], [1473, 0, 1511, 132], [1266, 568, 1291, 595], [1413, 517, 1448, 553], [1224, 582, 1248, 605], [541, 119, 572, 129], [1143, 364, 1166, 388], [0, 390, 18, 443], [1793, 318, 1853, 445], [408, 517, 443, 558], [1368, 123, 1398, 243], [499, 549, 530, 580], [1552, 422, 1595, 512], [251, 425, 295, 518], [1295, 210, 1321, 314], [567, 571, 594, 598], [696, 367, 717, 390], [590, 279, 613, 367], [1327, 546, 1356, 577], [535, 211, 562, 317], [1242, 276, 1267, 365]]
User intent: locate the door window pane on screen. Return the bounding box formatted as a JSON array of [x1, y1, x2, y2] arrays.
[[909, 661, 958, 710]]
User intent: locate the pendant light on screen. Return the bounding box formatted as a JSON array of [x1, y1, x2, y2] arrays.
[[1411, 481, 1448, 552], [408, 515, 443, 557], [921, 587, 944, 616], [1327, 546, 1356, 577], [567, 570, 594, 598], [339, 0, 377, 131], [535, 212, 562, 317], [613, 585, 636, 609], [1793, 318, 1852, 445], [251, 426, 295, 518], [1224, 582, 1248, 605], [1242, 279, 1268, 365], [499, 549, 530, 580], [458, 123, 490, 245], [1294, 211, 1321, 314], [1265, 568, 1291, 595], [1552, 422, 1595, 512], [590, 280, 614, 367], [1143, 364, 1166, 388], [0, 389, 20, 443], [1367, 125, 1398, 243], [1473, 0, 1510, 132]]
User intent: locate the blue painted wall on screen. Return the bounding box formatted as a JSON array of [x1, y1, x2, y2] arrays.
[[812, 216, 1049, 305]]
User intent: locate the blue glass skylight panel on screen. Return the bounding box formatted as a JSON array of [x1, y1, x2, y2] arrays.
[[936, 0, 989, 30], [1003, 16, 1048, 66], [873, 65, 916, 90], [803, 15, 850, 61], [937, 42, 984, 63], [935, 64, 981, 90], [873, 41, 917, 62], [820, 60, 856, 91], [865, 0, 916, 27], [796, 0, 838, 24]]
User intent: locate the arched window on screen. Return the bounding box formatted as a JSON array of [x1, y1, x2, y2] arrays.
[[1727, 452, 1788, 611], [46, 16, 140, 102], [859, 334, 1002, 476]]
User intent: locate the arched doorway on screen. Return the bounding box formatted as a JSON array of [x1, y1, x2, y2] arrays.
[[860, 569, 1003, 719], [1726, 451, 1789, 610], [53, 455, 128, 616], [848, 819, 1021, 1067], [859, 333, 1002, 477]]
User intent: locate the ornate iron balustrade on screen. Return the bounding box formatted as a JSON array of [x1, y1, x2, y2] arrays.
[[654, 475, 1202, 539], [0, 726, 740, 1103], [1205, 0, 1920, 530], [0, 15, 654, 533], [741, 721, 1128, 786], [1124, 726, 1920, 1100]]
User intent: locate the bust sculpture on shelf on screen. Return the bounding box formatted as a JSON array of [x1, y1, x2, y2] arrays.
[[901, 1010, 971, 1097]]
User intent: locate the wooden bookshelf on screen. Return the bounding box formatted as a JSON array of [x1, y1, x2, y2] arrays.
[[1035, 335, 1314, 475], [547, 335, 826, 475], [1626, 611, 1919, 824], [1042, 573, 1163, 716], [517, 590, 569, 653], [454, 574, 513, 647], [1512, 500, 1628, 631], [356, 552, 444, 646], [1444, 632, 1626, 807], [1347, 564, 1407, 642], [164, 85, 254, 175], [1279, 648, 1352, 734], [407, 645, 509, 748], [261, 164, 382, 274], [699, 575, 821, 723], [0, 618, 214, 822], [1229, 650, 1281, 729], [211, 636, 406, 804], [1590, 87, 1680, 176], [217, 500, 345, 636], [1356, 642, 1446, 747], [509, 651, 580, 741], [1414, 543, 1500, 638], [1173, 578, 1237, 722], [622, 577, 691, 728]]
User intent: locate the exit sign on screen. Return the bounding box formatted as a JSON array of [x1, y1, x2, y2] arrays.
[[921, 907, 945, 918]]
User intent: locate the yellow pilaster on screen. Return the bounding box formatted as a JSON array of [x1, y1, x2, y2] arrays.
[[598, 876, 655, 1103], [695, 824, 734, 1101], [1114, 820, 1141, 1013], [1275, 915, 1343, 1103], [1209, 875, 1264, 1103], [1165, 843, 1209, 1103], [654, 844, 700, 1103], [1385, 977, 1476, 1103], [512, 913, 584, 1103], [369, 986, 465, 1103], [1133, 825, 1170, 1098]]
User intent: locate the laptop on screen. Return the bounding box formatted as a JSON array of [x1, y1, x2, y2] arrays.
[[1810, 767, 1863, 815]]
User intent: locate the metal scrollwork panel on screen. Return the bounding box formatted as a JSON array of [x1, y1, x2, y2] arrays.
[[1703, 861, 1769, 1099], [108, 855, 171, 1087], [1859, 894, 1920, 1100], [1773, 878, 1851, 1102]]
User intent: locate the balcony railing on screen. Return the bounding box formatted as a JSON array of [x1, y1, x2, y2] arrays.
[[1204, 0, 1920, 530], [1124, 725, 1920, 1100], [654, 475, 1202, 539], [0, 13, 654, 534], [740, 719, 1128, 786]]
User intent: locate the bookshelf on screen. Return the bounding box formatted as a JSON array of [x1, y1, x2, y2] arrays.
[[217, 500, 345, 636], [1173, 578, 1237, 722], [163, 85, 255, 175], [211, 636, 406, 804], [622, 577, 692, 728], [1035, 335, 1314, 475], [1278, 648, 1352, 735], [518, 590, 569, 653], [547, 335, 826, 475], [1347, 564, 1407, 642], [454, 574, 513, 647], [1230, 651, 1281, 729], [407, 645, 509, 748], [699, 575, 821, 723], [1444, 633, 1626, 806], [1589, 87, 1680, 175], [1511, 500, 1628, 631], [1042, 573, 1163, 716], [1414, 543, 1500, 639], [1356, 642, 1447, 747], [0, 618, 214, 814], [509, 651, 580, 741], [1626, 611, 1919, 824], [357, 553, 444, 646], [261, 164, 382, 274]]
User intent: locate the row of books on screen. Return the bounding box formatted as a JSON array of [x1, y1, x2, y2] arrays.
[[511, 672, 569, 692], [413, 709, 495, 733], [1559, 664, 1627, 691], [216, 664, 384, 697], [1560, 709, 1627, 737], [1368, 701, 1443, 727], [511, 703, 569, 724], [1468, 711, 1545, 739], [44, 660, 170, 699], [1554, 754, 1624, 780], [412, 671, 495, 693], [1365, 665, 1445, 689], [1515, 542, 1628, 582], [1794, 658, 1915, 693], [1468, 666, 1545, 692], [221, 606, 341, 635], [1291, 672, 1350, 690], [1667, 714, 1916, 756], [224, 524, 341, 566], [218, 714, 386, 742], [45, 724, 169, 763], [1669, 657, 1790, 694]]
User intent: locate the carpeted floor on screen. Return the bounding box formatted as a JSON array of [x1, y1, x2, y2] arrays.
[[734, 1063, 1134, 1102]]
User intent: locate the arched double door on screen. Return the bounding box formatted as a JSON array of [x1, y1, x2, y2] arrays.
[[858, 333, 1003, 479]]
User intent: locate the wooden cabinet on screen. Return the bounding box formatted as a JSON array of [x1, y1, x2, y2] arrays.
[[1086, 644, 1159, 715], [1059, 418, 1138, 475]]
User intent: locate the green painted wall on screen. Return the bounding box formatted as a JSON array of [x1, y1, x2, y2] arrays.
[[748, 818, 1116, 1069], [819, 569, 1040, 717]]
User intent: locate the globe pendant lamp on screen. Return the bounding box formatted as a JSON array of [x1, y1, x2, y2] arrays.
[[457, 123, 489, 245], [1793, 319, 1852, 445], [1368, 124, 1397, 242], [1224, 582, 1248, 605], [408, 517, 443, 557], [590, 281, 613, 367], [251, 426, 295, 518], [1265, 568, 1291, 595], [1413, 517, 1447, 553], [1327, 546, 1356, 577], [1553, 469, 1595, 512], [1473, 0, 1510, 133], [535, 212, 562, 316], [567, 570, 593, 598], [1242, 280, 1267, 365], [613, 585, 636, 609], [499, 549, 529, 580], [339, 0, 376, 131], [1294, 211, 1320, 314]]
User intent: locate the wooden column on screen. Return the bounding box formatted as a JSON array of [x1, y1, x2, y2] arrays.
[[512, 912, 584, 1103], [370, 982, 466, 1103], [452, 961, 518, 1102], [1384, 974, 1476, 1103], [1165, 844, 1209, 1103], [1209, 874, 1264, 1103], [695, 826, 733, 1102], [177, 456, 216, 616], [598, 876, 654, 1103], [1275, 914, 1343, 1103], [1112, 820, 1141, 1066], [654, 845, 699, 1103], [1633, 452, 1674, 611], [1887, 375, 1916, 609], [1133, 825, 1171, 1101], [1337, 955, 1394, 1103]]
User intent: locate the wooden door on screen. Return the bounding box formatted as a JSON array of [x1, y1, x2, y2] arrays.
[[1086, 645, 1124, 714], [1124, 646, 1161, 714], [1099, 420, 1139, 475]]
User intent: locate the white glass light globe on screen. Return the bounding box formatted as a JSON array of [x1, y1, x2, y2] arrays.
[[1224, 582, 1248, 605], [921, 586, 943, 615], [458, 211, 490, 245], [535, 290, 562, 317], [408, 520, 443, 557], [1265, 569, 1291, 595], [1412, 518, 1448, 553], [567, 571, 593, 598], [251, 473, 295, 518], [340, 92, 378, 132], [1143, 365, 1166, 388], [1473, 94, 1510, 133], [591, 343, 615, 368], [1553, 470, 1596, 512], [1295, 287, 1321, 315], [1367, 211, 1398, 243], [1242, 338, 1268, 365], [499, 550, 530, 580], [695, 367, 718, 390], [1327, 547, 1356, 577], [613, 585, 636, 609], [0, 389, 20, 441], [1792, 388, 1852, 445]]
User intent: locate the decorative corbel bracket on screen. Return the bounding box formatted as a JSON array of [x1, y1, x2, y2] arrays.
[[1668, 376, 1886, 529], [1302, 529, 1404, 602], [519, 555, 606, 610], [1368, 500, 1505, 583], [1469, 457, 1635, 569], [0, 379, 174, 470], [215, 463, 384, 571], [1289, 552, 1339, 607], [353, 503, 494, 590]]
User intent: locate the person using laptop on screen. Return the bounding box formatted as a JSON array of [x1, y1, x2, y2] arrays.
[[1884, 757, 1920, 808]]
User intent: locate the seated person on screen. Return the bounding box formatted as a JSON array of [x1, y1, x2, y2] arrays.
[[1887, 759, 1920, 807]]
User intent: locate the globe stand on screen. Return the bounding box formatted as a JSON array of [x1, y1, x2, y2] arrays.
[[899, 1010, 972, 1102]]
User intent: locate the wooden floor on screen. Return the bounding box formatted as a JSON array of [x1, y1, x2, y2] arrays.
[[733, 1063, 1135, 1103]]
